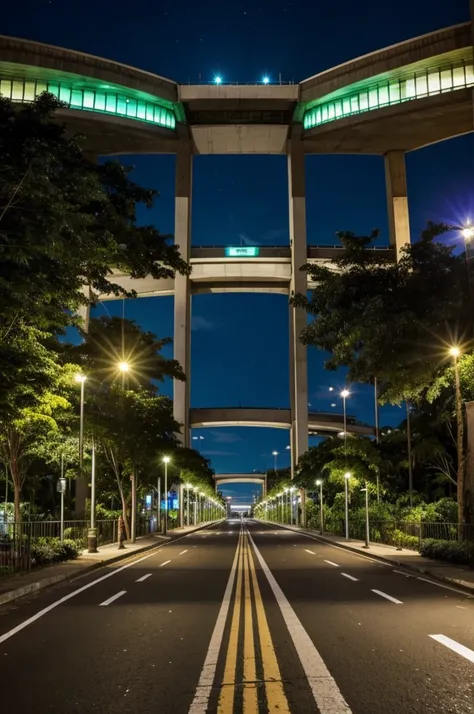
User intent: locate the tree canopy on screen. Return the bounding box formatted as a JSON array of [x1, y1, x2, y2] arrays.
[[0, 94, 189, 422], [292, 223, 468, 403]]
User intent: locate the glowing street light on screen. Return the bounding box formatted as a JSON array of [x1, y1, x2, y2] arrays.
[[461, 221, 474, 242], [118, 361, 129, 372], [262, 75, 270, 84], [214, 75, 222, 85], [449, 346, 461, 359]]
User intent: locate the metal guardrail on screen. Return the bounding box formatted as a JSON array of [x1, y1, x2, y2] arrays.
[[322, 520, 474, 546], [0, 519, 156, 572]]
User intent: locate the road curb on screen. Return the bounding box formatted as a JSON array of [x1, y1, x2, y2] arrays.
[[0, 520, 222, 607], [258, 520, 474, 596]]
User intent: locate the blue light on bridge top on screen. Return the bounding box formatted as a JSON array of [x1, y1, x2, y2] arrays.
[[262, 76, 270, 85], [225, 246, 260, 257], [214, 75, 222, 85]]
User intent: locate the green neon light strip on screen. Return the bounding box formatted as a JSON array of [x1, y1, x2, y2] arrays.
[[0, 76, 176, 130], [303, 60, 474, 130]]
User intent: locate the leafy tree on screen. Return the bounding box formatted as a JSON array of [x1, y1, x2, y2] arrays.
[[0, 362, 78, 522], [87, 386, 179, 538], [293, 224, 467, 400], [292, 223, 473, 524], [296, 436, 385, 496], [0, 94, 189, 422]]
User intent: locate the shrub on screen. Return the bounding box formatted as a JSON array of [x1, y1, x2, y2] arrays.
[[63, 526, 86, 547], [419, 538, 474, 566], [31, 537, 82, 567], [391, 529, 419, 550]]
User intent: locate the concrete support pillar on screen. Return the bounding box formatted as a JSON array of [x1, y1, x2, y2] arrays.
[[384, 151, 411, 260], [288, 138, 309, 486], [173, 148, 193, 447]]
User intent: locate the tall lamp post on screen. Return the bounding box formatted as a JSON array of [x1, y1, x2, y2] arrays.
[[361, 484, 370, 548], [344, 472, 351, 540], [88, 438, 98, 553], [461, 222, 474, 329], [185, 483, 192, 526], [341, 389, 350, 448], [449, 346, 464, 527], [74, 374, 87, 471], [316, 479, 324, 533], [162, 456, 170, 535]]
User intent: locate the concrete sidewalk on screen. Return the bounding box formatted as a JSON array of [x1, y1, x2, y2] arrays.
[[0, 520, 221, 606], [260, 521, 474, 594]]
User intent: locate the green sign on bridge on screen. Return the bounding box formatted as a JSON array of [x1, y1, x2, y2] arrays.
[[225, 246, 260, 257]]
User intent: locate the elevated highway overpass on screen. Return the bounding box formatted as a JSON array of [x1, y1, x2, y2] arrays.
[[190, 407, 374, 437], [95, 245, 395, 299], [1, 21, 471, 485]]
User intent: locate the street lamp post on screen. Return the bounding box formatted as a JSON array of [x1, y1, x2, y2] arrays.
[[361, 484, 370, 548], [450, 346, 465, 527], [344, 472, 351, 540], [162, 456, 170, 535], [406, 400, 414, 507], [316, 479, 324, 534], [88, 438, 98, 553], [341, 389, 350, 448], [461, 222, 474, 333], [74, 374, 87, 472], [156, 476, 161, 533], [185, 483, 191, 526]]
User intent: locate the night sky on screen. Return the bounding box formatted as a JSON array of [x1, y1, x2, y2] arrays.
[[2, 1, 472, 505]]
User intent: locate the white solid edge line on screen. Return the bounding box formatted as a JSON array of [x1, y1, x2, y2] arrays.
[[416, 576, 474, 596], [136, 573, 152, 582], [160, 560, 171, 567], [179, 550, 188, 555], [429, 634, 474, 664], [187, 528, 242, 714], [247, 529, 352, 714], [0, 547, 167, 645], [393, 569, 413, 577], [341, 573, 359, 582], [324, 560, 339, 567], [99, 590, 127, 606], [304, 549, 316, 555], [372, 589, 403, 604]]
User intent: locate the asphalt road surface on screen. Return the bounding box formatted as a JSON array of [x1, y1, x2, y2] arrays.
[[1, 519, 473, 713]]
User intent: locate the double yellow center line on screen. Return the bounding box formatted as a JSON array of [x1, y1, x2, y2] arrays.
[[218, 529, 290, 714]]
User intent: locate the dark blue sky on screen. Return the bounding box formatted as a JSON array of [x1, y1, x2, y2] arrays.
[[3, 0, 472, 504]]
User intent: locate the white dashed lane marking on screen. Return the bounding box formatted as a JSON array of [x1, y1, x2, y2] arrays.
[[430, 635, 474, 663], [99, 591, 127, 606], [372, 589, 403, 604]]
